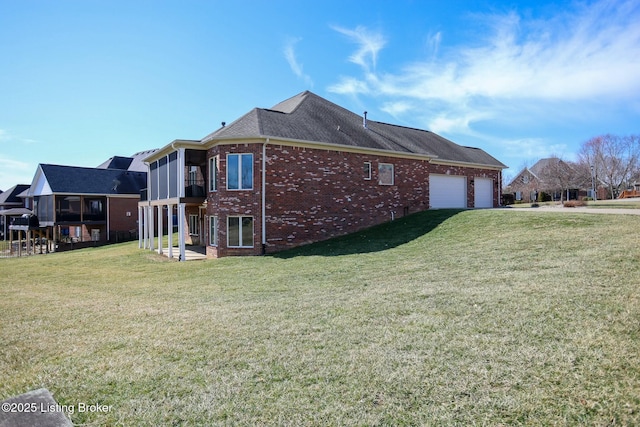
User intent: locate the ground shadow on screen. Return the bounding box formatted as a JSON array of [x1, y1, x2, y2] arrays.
[[272, 209, 464, 258]]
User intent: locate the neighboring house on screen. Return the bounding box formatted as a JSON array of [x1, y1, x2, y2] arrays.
[[0, 184, 31, 240], [26, 160, 147, 250], [505, 157, 605, 203], [139, 91, 506, 260]]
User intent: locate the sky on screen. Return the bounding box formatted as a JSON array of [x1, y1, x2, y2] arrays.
[[1, 0, 639, 191]]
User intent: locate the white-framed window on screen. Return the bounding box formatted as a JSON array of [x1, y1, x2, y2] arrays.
[[209, 216, 218, 246], [188, 214, 200, 236], [378, 163, 394, 185], [364, 162, 372, 180], [209, 156, 219, 192], [228, 216, 253, 248], [227, 153, 253, 190]]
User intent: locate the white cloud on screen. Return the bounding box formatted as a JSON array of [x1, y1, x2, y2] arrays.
[[328, 0, 640, 138], [283, 38, 313, 87], [331, 25, 386, 72], [0, 156, 34, 190]]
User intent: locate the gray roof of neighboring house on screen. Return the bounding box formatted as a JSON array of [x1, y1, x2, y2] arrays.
[[202, 91, 506, 168], [97, 149, 159, 172], [39, 164, 146, 195], [0, 184, 30, 207]]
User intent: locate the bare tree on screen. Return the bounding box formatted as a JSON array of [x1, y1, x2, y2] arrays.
[[538, 156, 577, 202], [578, 134, 640, 199]]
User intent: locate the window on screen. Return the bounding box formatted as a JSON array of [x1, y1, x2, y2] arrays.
[[209, 216, 218, 246], [209, 156, 218, 192], [364, 162, 372, 180], [228, 216, 253, 247], [378, 163, 394, 185], [188, 214, 200, 236], [227, 153, 253, 190]]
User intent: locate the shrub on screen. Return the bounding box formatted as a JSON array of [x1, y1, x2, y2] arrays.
[[563, 200, 587, 207]]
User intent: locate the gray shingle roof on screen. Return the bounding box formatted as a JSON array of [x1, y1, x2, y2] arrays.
[[0, 184, 30, 207], [202, 91, 505, 168], [40, 164, 146, 195]]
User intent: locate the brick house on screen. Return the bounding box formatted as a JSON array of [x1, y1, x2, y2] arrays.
[[139, 91, 506, 259], [504, 157, 607, 203], [26, 157, 149, 250]]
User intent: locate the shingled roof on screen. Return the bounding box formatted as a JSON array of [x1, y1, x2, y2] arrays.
[[202, 91, 505, 168], [37, 164, 146, 195]]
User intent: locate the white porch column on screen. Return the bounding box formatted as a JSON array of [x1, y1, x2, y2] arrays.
[[177, 148, 186, 198], [157, 205, 163, 255], [178, 203, 186, 262], [142, 206, 149, 249], [168, 204, 174, 259], [148, 205, 155, 251], [138, 206, 144, 249]]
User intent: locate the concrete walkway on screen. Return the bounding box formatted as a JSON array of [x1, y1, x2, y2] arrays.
[[161, 246, 207, 261]]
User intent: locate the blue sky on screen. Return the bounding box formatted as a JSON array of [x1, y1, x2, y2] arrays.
[[1, 0, 639, 191]]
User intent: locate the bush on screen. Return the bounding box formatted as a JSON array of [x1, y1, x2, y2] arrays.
[[563, 200, 588, 207]]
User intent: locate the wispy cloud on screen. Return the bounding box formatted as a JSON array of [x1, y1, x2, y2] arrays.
[[0, 156, 34, 189], [331, 25, 386, 72], [0, 128, 37, 145], [283, 37, 313, 87], [328, 0, 640, 139]]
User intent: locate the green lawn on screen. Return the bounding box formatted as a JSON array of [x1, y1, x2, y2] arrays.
[[1, 210, 639, 426]]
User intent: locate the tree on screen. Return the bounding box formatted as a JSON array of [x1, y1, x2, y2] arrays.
[[578, 134, 640, 199], [537, 156, 577, 202]]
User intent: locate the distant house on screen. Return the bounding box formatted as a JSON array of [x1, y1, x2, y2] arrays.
[[25, 150, 155, 250], [139, 91, 506, 260], [504, 157, 605, 203], [0, 184, 31, 240]]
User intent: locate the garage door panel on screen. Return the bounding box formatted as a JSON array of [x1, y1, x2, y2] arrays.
[[430, 175, 467, 208], [474, 178, 493, 208]]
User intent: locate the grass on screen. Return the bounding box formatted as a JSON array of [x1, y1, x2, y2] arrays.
[[1, 209, 640, 426]]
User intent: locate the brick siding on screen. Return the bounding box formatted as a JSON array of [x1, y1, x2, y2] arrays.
[[203, 143, 501, 257]]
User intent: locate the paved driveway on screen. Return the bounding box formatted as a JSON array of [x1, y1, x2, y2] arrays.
[[498, 205, 640, 215]]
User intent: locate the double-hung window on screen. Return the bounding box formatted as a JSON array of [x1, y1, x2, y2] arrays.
[[364, 162, 372, 180], [228, 216, 253, 247], [189, 214, 199, 236], [209, 156, 218, 192], [227, 153, 253, 190]]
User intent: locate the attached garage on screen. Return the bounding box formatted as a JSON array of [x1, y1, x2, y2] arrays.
[[429, 175, 467, 208], [474, 177, 494, 208]]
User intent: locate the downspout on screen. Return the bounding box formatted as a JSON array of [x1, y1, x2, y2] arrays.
[[262, 138, 269, 254]]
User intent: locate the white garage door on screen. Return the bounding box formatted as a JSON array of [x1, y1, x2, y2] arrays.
[[430, 175, 467, 208], [474, 178, 493, 208]]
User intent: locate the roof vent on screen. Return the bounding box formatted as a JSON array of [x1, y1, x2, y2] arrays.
[[363, 111, 368, 129]]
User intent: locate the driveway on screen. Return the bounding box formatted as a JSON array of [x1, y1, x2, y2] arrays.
[[498, 205, 640, 215]]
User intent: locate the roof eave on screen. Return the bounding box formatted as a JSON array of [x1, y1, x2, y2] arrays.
[[143, 139, 204, 163], [430, 158, 507, 171], [204, 135, 437, 161]]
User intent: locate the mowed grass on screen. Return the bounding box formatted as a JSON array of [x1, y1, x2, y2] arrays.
[[1, 209, 639, 426]]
